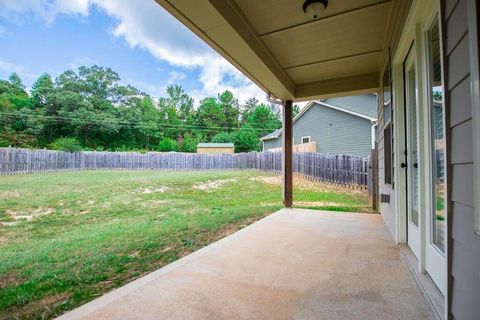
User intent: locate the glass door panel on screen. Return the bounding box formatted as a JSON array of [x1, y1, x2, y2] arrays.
[[404, 46, 421, 258]]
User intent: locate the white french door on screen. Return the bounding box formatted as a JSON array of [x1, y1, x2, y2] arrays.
[[404, 47, 421, 259], [424, 15, 446, 296], [395, 5, 447, 297]]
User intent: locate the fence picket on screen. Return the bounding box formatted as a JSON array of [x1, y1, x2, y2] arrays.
[[0, 148, 370, 188]]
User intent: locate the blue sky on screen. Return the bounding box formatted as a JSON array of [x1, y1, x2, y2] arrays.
[[0, 0, 265, 104]]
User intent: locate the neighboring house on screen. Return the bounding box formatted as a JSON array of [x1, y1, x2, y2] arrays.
[[260, 94, 377, 157], [197, 143, 234, 154]]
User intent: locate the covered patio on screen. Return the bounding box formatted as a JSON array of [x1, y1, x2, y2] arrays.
[[57, 209, 430, 319]]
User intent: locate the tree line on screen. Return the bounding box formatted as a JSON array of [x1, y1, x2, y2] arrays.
[[0, 66, 300, 153]]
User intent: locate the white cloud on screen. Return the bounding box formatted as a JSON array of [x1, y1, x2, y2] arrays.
[[0, 25, 7, 37], [0, 0, 89, 25], [0, 0, 268, 104], [0, 58, 38, 82], [167, 70, 186, 84]]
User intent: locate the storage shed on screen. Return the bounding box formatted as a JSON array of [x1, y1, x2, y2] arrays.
[[196, 143, 235, 154]]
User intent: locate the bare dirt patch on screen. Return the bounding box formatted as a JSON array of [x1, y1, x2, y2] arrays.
[[5, 207, 54, 222], [295, 201, 343, 207], [193, 178, 237, 192], [250, 175, 366, 194], [0, 191, 20, 200], [0, 273, 22, 289], [136, 186, 171, 194], [1, 292, 70, 320], [0, 221, 20, 226]]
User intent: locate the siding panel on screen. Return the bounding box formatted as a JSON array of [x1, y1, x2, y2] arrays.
[[446, 0, 468, 54], [450, 120, 473, 164], [444, 0, 480, 317], [262, 101, 374, 156], [451, 163, 474, 207], [449, 76, 472, 126], [447, 34, 470, 89], [451, 241, 480, 320], [445, 0, 460, 18]]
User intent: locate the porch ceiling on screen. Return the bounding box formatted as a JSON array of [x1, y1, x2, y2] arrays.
[[154, 0, 393, 101]]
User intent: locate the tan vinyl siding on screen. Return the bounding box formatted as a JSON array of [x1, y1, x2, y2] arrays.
[[197, 147, 234, 154], [443, 0, 480, 318]]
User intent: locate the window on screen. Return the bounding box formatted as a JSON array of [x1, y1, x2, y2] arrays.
[[382, 50, 394, 187], [427, 18, 446, 252], [301, 136, 310, 144], [384, 123, 393, 185], [383, 53, 392, 126]]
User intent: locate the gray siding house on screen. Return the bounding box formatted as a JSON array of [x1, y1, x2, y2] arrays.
[[260, 94, 377, 157]]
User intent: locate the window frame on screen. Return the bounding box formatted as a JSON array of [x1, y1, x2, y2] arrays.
[[382, 49, 395, 187], [384, 123, 393, 185], [301, 136, 311, 144]]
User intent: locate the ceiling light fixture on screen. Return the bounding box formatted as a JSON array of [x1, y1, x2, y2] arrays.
[[302, 0, 328, 20]]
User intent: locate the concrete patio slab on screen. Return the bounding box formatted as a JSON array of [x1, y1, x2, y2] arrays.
[[57, 209, 430, 320]]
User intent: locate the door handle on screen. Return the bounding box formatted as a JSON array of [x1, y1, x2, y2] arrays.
[[413, 163, 418, 168], [401, 162, 407, 168]]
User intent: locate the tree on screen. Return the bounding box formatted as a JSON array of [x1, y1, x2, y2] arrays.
[[241, 97, 259, 121], [234, 125, 260, 152], [31, 73, 54, 108], [293, 104, 301, 118], [0, 64, 282, 152], [212, 131, 235, 143], [244, 104, 281, 138], [195, 97, 225, 139], [9, 73, 25, 89], [218, 90, 239, 129], [179, 132, 203, 152]]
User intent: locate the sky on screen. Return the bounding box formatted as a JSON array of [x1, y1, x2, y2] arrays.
[[0, 0, 268, 105]]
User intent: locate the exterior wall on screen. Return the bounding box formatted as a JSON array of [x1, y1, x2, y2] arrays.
[[263, 137, 282, 151], [264, 141, 317, 153], [263, 103, 374, 157], [377, 96, 396, 235], [377, 0, 412, 237], [197, 147, 234, 154], [443, 0, 480, 318], [323, 94, 378, 118]]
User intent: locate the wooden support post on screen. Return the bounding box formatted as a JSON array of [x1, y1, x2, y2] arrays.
[[282, 100, 293, 207]]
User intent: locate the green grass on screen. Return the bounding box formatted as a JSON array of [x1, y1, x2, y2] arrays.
[[0, 170, 370, 319]]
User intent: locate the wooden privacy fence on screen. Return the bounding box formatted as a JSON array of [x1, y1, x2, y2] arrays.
[[0, 148, 370, 188]]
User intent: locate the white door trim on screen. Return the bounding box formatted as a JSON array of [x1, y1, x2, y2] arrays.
[[391, 0, 446, 294]]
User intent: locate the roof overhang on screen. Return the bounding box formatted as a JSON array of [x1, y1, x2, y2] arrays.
[[154, 0, 396, 101]]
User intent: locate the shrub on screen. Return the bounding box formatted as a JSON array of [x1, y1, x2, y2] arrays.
[[157, 138, 178, 152], [211, 132, 234, 143], [179, 133, 202, 153], [50, 137, 83, 152]]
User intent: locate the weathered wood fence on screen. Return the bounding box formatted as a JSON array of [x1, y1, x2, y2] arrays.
[[0, 148, 370, 188]]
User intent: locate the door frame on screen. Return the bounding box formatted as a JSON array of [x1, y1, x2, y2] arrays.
[[391, 0, 448, 302], [403, 46, 422, 259]]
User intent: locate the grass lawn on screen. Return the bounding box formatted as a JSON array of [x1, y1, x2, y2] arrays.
[[0, 170, 370, 319]]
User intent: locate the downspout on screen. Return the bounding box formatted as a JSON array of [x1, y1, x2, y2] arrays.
[[371, 121, 378, 150], [266, 92, 283, 105]]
